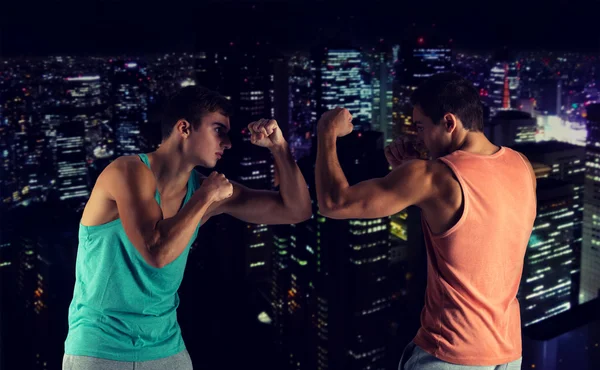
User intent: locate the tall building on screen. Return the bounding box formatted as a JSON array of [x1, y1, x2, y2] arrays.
[[0, 84, 53, 208], [55, 115, 88, 202], [487, 110, 537, 147], [197, 45, 278, 287], [487, 61, 520, 116], [512, 141, 585, 306], [581, 104, 600, 303], [112, 60, 149, 156], [314, 49, 371, 131], [285, 214, 319, 370], [8, 205, 79, 370], [288, 54, 317, 159], [53, 75, 109, 204], [393, 38, 452, 140], [366, 45, 394, 145], [316, 132, 390, 370], [536, 78, 563, 116], [273, 132, 392, 370], [400, 39, 452, 88], [519, 178, 576, 326]]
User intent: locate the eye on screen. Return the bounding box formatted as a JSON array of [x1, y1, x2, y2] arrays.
[[215, 127, 222, 133]]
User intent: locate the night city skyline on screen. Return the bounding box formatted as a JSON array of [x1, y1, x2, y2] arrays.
[[1, 2, 600, 370]]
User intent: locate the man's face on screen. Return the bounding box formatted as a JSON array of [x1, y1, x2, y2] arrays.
[[186, 111, 232, 168], [413, 105, 449, 159]]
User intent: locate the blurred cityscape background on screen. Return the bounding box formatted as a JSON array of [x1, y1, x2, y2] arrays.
[[1, 1, 599, 369]]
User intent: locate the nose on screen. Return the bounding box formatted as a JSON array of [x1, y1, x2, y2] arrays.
[[221, 136, 232, 150]]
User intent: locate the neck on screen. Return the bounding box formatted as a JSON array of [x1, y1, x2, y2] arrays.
[[148, 139, 195, 197], [448, 130, 499, 157]]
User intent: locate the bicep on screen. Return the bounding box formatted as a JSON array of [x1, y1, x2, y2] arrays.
[[101, 160, 162, 252], [325, 161, 431, 219], [208, 181, 289, 224]]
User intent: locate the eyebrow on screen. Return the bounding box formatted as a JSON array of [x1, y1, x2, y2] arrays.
[[213, 122, 230, 132]]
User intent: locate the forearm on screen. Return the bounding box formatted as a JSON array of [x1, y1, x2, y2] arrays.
[[271, 142, 311, 218], [149, 191, 214, 268], [316, 134, 350, 210]]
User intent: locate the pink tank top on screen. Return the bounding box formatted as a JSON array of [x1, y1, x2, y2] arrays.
[[413, 146, 536, 366]]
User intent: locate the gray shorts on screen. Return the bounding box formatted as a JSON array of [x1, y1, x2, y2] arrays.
[[399, 342, 522, 370], [62, 349, 192, 370]]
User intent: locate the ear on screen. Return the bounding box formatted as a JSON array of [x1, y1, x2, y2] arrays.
[[174, 119, 192, 138], [443, 113, 458, 134]]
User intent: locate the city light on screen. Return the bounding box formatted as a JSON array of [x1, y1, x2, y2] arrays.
[[64, 76, 100, 82], [1, 39, 599, 370]]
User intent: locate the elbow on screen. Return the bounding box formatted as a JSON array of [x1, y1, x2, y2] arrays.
[[295, 205, 313, 223], [151, 256, 168, 269], [145, 234, 168, 269], [318, 199, 345, 220], [145, 245, 168, 269], [284, 203, 312, 224]]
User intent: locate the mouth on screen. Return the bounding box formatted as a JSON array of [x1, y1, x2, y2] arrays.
[[215, 152, 223, 159]]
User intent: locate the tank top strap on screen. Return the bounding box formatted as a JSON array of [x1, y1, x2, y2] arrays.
[[137, 153, 161, 205]]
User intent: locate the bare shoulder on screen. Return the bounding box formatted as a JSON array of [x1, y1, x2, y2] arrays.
[[428, 159, 456, 184], [97, 155, 156, 199], [387, 159, 438, 186], [383, 160, 439, 207], [426, 158, 463, 205]]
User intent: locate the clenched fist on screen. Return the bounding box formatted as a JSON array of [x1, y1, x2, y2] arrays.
[[384, 137, 423, 169], [317, 108, 354, 138], [248, 119, 285, 148], [199, 171, 234, 202]]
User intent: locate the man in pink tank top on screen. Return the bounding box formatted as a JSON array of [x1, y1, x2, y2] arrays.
[[315, 73, 537, 370]]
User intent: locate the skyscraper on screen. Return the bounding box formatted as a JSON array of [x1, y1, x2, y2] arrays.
[[487, 61, 520, 116], [393, 38, 452, 139], [519, 178, 576, 326], [581, 104, 600, 303], [488, 110, 537, 146], [536, 78, 563, 116], [197, 45, 278, 287], [365, 44, 394, 145], [55, 115, 88, 202], [273, 132, 391, 370], [54, 75, 108, 204], [314, 49, 371, 131], [316, 132, 390, 370], [401, 39, 452, 88], [512, 141, 585, 306], [288, 54, 317, 159], [112, 60, 149, 156], [0, 84, 53, 208]]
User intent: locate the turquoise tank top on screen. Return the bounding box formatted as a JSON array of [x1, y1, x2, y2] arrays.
[[65, 154, 201, 361]]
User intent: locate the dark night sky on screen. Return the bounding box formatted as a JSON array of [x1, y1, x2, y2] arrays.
[[1, 0, 599, 56]]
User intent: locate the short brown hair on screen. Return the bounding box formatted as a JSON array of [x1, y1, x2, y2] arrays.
[[161, 86, 234, 140]]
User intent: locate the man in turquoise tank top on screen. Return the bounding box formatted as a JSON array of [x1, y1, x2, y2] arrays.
[[63, 86, 312, 370]]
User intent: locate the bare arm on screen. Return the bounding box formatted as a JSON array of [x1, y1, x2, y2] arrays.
[[205, 143, 312, 224], [101, 158, 229, 268], [316, 134, 433, 219], [204, 119, 312, 225]]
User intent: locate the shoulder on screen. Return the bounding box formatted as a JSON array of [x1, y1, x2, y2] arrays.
[[386, 159, 439, 186], [102, 155, 149, 177], [98, 155, 155, 195], [512, 149, 537, 189]]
